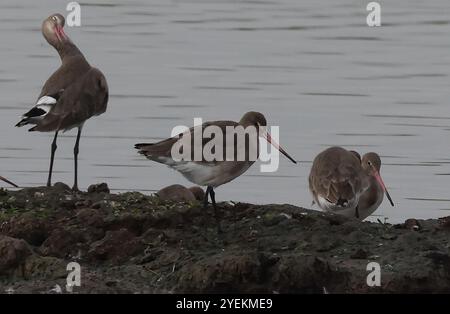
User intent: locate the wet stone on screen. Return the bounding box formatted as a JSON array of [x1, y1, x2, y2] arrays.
[[88, 183, 110, 194]]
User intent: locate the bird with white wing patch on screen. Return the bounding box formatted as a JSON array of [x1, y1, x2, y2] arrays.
[[15, 13, 108, 191]]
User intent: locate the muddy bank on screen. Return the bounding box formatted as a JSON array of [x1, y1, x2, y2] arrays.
[[0, 183, 449, 294]]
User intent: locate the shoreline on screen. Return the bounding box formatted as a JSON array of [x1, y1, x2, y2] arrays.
[[1, 183, 449, 293]]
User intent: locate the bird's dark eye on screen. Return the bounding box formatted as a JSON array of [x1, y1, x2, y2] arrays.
[[368, 161, 372, 165]]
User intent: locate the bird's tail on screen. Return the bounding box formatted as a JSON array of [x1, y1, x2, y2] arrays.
[[16, 93, 61, 129], [15, 104, 52, 128], [135, 136, 177, 160], [135, 143, 153, 150], [15, 118, 30, 127], [134, 143, 157, 157]]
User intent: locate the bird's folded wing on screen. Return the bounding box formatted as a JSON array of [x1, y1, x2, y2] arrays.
[[32, 68, 108, 132], [136, 121, 241, 163]]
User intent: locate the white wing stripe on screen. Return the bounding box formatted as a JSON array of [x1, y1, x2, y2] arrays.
[[36, 95, 57, 106]]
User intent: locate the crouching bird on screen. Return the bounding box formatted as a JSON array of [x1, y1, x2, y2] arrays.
[[309, 146, 394, 220]]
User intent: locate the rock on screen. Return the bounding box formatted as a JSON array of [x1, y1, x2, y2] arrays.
[[438, 216, 450, 230], [76, 208, 104, 227], [0, 235, 31, 275], [52, 182, 71, 191], [405, 218, 421, 231], [88, 183, 110, 194], [0, 214, 50, 246], [157, 184, 200, 202], [188, 187, 205, 201], [88, 229, 143, 264], [38, 228, 84, 258]]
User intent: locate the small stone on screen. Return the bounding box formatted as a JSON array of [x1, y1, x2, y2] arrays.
[[405, 219, 421, 231], [88, 183, 110, 194], [53, 182, 71, 191], [438, 216, 450, 230], [157, 184, 197, 202]]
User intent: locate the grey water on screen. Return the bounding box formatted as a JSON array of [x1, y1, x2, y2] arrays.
[[1, 0, 449, 223]]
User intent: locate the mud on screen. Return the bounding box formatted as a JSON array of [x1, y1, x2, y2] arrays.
[[0, 183, 449, 294]]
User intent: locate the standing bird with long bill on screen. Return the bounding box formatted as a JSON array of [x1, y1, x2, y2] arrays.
[[16, 13, 108, 191], [135, 111, 297, 233]]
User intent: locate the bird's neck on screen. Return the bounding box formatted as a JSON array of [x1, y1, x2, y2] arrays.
[[57, 41, 84, 62]]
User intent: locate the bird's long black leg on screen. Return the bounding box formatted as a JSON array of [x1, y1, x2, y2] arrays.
[[209, 187, 222, 234], [203, 186, 210, 209], [47, 131, 59, 187], [72, 127, 82, 191], [200, 186, 211, 233]]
